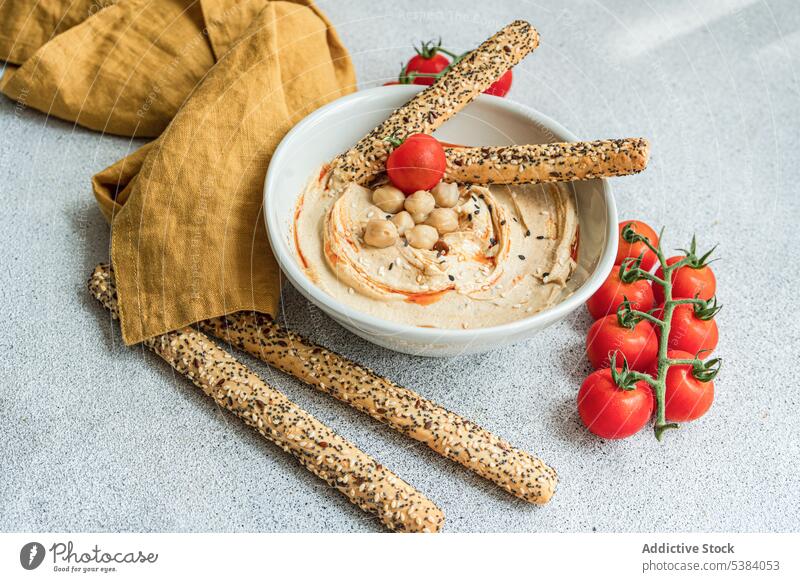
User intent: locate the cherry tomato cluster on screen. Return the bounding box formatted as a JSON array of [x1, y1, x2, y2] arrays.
[[578, 220, 721, 440], [384, 39, 513, 97]]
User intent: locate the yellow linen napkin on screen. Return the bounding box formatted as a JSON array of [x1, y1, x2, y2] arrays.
[[1, 0, 354, 343], [1, 0, 213, 137], [0, 0, 100, 65], [1, 0, 354, 138], [90, 0, 355, 344]]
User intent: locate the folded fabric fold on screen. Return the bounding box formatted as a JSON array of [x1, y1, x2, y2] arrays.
[[1, 0, 214, 137], [89, 0, 355, 344], [1, 0, 355, 137], [0, 0, 101, 65], [2, 0, 355, 344]]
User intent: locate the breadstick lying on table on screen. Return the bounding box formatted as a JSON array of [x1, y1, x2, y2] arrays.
[[200, 313, 559, 505], [443, 138, 650, 185], [330, 20, 539, 188], [88, 265, 444, 533]]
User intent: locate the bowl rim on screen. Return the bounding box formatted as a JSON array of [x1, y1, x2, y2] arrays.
[[265, 85, 618, 344]]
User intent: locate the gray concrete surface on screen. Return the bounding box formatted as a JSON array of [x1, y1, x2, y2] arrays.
[[1, 0, 798, 533]]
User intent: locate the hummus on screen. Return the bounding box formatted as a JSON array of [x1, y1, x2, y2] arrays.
[[293, 170, 578, 329]]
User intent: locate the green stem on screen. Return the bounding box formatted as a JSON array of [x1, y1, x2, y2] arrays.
[[436, 47, 463, 60], [670, 298, 705, 307], [637, 235, 662, 262], [663, 255, 692, 273], [655, 422, 680, 440], [667, 358, 700, 366], [649, 236, 681, 441], [628, 309, 666, 328], [627, 370, 659, 388], [631, 269, 668, 287]]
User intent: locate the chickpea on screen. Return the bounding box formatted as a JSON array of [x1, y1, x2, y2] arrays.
[[405, 224, 439, 250], [404, 190, 435, 223], [431, 181, 459, 208], [363, 219, 398, 248], [362, 205, 383, 221], [372, 185, 405, 214], [425, 208, 459, 234], [390, 211, 415, 235]]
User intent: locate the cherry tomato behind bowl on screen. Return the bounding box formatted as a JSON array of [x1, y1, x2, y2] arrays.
[[653, 256, 717, 304], [406, 52, 450, 86], [586, 266, 655, 320], [615, 220, 659, 271], [586, 315, 658, 372], [386, 133, 446, 194], [484, 70, 513, 97], [578, 368, 654, 439], [661, 350, 714, 422]]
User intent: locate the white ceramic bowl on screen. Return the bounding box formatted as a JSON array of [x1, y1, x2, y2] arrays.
[[265, 85, 618, 357]]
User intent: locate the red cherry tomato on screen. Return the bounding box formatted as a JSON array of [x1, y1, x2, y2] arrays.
[[661, 350, 714, 422], [406, 50, 450, 86], [615, 220, 659, 271], [653, 256, 717, 304], [654, 303, 719, 358], [586, 266, 655, 320], [484, 70, 513, 97], [386, 133, 446, 194], [586, 315, 658, 372], [577, 368, 654, 439]]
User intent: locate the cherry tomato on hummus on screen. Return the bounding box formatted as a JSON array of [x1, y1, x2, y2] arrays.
[[386, 133, 446, 194]]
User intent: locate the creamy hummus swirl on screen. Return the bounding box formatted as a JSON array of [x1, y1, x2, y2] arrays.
[[294, 169, 578, 329]]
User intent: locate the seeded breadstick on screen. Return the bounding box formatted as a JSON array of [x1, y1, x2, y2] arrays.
[[88, 265, 444, 533], [199, 312, 558, 505], [443, 138, 650, 185], [330, 20, 539, 189]]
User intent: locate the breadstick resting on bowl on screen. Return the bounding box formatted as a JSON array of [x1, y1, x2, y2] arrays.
[[266, 19, 648, 355]]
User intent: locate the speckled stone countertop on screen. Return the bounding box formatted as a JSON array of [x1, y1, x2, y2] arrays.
[[1, 0, 798, 532]]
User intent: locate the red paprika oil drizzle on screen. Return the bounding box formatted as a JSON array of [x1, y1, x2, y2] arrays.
[[293, 192, 309, 269], [571, 225, 580, 262], [404, 288, 452, 306]]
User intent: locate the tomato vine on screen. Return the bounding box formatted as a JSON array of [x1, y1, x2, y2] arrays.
[[613, 224, 722, 440]]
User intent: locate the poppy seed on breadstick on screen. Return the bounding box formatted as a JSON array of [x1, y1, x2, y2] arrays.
[[330, 20, 540, 189], [200, 312, 559, 505], [88, 264, 445, 533], [443, 138, 650, 185]]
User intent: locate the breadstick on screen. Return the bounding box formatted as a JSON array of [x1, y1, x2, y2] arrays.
[[443, 138, 650, 184], [330, 20, 539, 189], [88, 265, 444, 533], [199, 313, 558, 505]]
